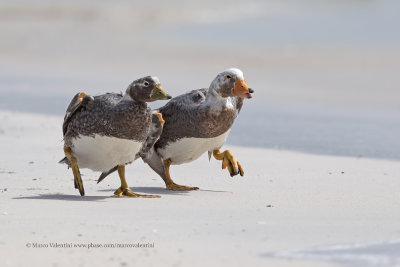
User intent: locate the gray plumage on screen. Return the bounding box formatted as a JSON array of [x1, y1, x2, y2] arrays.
[[63, 93, 151, 147], [139, 111, 165, 158], [60, 76, 169, 168], [97, 110, 165, 183], [141, 68, 253, 185], [63, 93, 94, 136], [62, 76, 166, 149], [95, 84, 243, 184], [59, 92, 151, 167], [154, 88, 243, 151], [59, 75, 171, 196]]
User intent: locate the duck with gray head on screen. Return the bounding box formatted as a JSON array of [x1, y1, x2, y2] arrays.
[[60, 76, 171, 197]]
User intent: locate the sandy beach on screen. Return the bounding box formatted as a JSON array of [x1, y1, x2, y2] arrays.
[[0, 110, 399, 267], [1, 1, 400, 266]]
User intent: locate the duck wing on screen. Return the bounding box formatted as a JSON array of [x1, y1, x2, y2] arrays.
[[62, 92, 94, 136], [159, 88, 207, 118], [59, 92, 94, 166]]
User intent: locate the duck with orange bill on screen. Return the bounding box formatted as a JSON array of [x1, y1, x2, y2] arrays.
[[104, 68, 254, 190]]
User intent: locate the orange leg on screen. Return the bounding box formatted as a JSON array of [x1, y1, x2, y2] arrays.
[[114, 165, 160, 198], [163, 159, 199, 191], [213, 149, 244, 177], [63, 146, 85, 196]]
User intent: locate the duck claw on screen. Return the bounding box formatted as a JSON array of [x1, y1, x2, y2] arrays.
[[214, 149, 244, 177]]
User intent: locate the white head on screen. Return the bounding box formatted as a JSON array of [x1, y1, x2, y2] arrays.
[[209, 68, 254, 99]]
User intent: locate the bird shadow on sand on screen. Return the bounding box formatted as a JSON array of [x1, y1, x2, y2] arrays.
[[13, 187, 232, 202], [98, 186, 191, 196], [13, 194, 109, 202], [198, 188, 232, 193], [98, 187, 231, 195]]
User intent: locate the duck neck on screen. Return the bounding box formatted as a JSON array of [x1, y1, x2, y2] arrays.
[[205, 88, 233, 112], [122, 92, 132, 101], [123, 91, 146, 105]]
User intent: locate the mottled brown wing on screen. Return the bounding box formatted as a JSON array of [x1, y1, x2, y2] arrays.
[[158, 88, 207, 117], [62, 92, 94, 136]]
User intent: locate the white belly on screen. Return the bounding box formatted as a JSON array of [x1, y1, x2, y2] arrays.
[[71, 135, 142, 172], [158, 131, 230, 165]]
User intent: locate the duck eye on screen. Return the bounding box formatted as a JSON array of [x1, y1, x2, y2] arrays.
[[226, 75, 232, 80], [144, 81, 150, 87]]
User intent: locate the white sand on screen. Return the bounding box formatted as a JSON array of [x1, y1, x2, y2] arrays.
[[1, 110, 399, 267], [1, 1, 400, 266]]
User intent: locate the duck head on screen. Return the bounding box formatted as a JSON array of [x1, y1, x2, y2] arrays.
[[210, 68, 254, 99], [126, 76, 172, 102]]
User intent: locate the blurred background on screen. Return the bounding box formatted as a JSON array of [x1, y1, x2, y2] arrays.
[[0, 0, 399, 160]]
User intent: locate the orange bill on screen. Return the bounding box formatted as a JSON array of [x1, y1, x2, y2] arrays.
[[232, 78, 253, 99]]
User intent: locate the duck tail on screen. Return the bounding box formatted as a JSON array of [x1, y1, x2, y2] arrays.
[[59, 157, 70, 166], [97, 166, 118, 184]]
